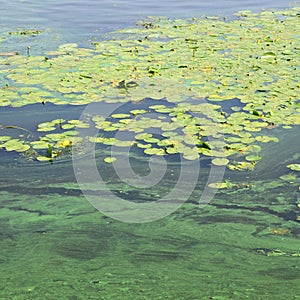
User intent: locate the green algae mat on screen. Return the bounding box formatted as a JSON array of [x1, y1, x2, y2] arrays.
[[0, 151, 299, 299], [0, 6, 300, 300], [0, 125, 299, 300]]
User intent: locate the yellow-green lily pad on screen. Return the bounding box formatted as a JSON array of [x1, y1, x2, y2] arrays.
[[245, 155, 262, 162], [104, 157, 117, 163], [212, 158, 230, 166], [287, 164, 300, 171]]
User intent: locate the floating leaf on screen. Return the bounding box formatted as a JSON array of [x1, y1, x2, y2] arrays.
[[208, 182, 228, 189], [212, 158, 230, 166], [2, 139, 30, 152], [130, 109, 147, 116], [104, 157, 117, 164], [245, 155, 261, 162], [287, 164, 300, 171], [144, 147, 165, 156], [55, 139, 72, 148], [111, 113, 131, 119], [30, 141, 50, 150], [0, 136, 11, 142], [36, 156, 53, 162], [279, 174, 296, 181]]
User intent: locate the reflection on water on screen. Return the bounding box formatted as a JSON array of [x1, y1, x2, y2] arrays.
[[0, 1, 300, 299]]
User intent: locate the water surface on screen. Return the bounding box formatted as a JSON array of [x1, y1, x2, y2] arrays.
[[0, 1, 299, 299]]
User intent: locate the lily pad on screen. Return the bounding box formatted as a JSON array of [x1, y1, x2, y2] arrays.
[[245, 155, 262, 162], [144, 147, 165, 156], [287, 164, 300, 171], [2, 139, 30, 152], [208, 182, 228, 189], [212, 158, 230, 166], [104, 157, 117, 164]]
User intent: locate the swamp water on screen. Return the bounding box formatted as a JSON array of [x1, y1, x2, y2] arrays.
[[0, 1, 300, 299]]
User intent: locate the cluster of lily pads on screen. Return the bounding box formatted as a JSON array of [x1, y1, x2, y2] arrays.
[[0, 7, 299, 168]]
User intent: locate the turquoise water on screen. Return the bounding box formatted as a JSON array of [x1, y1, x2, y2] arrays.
[[0, 1, 300, 299]]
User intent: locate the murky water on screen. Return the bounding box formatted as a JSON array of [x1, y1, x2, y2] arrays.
[[0, 1, 299, 299]]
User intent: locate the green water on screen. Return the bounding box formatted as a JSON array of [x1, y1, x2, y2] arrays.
[[0, 125, 299, 299]]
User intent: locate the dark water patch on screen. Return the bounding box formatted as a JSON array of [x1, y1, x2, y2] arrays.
[[0, 185, 83, 197], [133, 250, 183, 262], [212, 203, 299, 223], [196, 214, 257, 225], [207, 97, 245, 114], [259, 267, 300, 280], [52, 224, 143, 260], [0, 103, 85, 134], [0, 221, 16, 241], [6, 206, 46, 216], [52, 229, 112, 260]]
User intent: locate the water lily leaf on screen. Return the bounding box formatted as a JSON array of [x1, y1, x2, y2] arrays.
[[183, 150, 199, 160], [261, 51, 276, 59], [55, 139, 72, 148], [143, 137, 161, 144], [37, 126, 56, 132], [256, 136, 279, 143], [61, 124, 75, 130], [245, 155, 261, 162], [279, 174, 296, 181], [247, 145, 262, 153], [30, 140, 50, 150], [144, 147, 165, 156], [130, 109, 147, 115], [136, 142, 152, 149], [228, 161, 255, 171], [104, 157, 117, 164], [111, 113, 131, 119], [0, 136, 11, 142], [102, 137, 117, 145], [36, 156, 53, 162], [2, 139, 29, 152], [212, 158, 229, 166], [287, 164, 300, 171], [208, 182, 228, 189], [135, 133, 153, 140], [70, 120, 90, 128]]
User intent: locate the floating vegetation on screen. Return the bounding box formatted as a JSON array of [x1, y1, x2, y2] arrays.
[[0, 7, 299, 166], [1, 138, 30, 152], [104, 156, 117, 164], [9, 29, 42, 36], [208, 181, 228, 189], [212, 157, 230, 166], [0, 51, 19, 56], [287, 164, 300, 171]]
